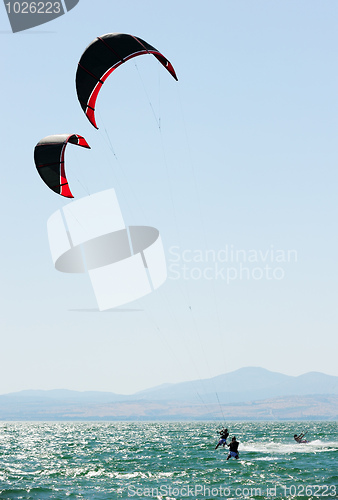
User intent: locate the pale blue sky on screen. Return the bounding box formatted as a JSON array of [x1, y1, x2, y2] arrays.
[[0, 0, 337, 395]]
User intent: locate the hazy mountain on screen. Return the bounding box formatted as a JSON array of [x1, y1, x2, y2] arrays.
[[134, 367, 338, 403], [0, 367, 337, 420], [1, 389, 127, 403]]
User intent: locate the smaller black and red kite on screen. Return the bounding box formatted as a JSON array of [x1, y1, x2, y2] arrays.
[[34, 134, 90, 198]]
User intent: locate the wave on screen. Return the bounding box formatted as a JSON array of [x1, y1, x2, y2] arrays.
[[239, 439, 338, 454]]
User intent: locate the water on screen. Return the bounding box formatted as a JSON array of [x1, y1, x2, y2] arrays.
[[0, 421, 337, 499]]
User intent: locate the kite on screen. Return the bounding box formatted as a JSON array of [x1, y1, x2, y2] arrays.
[[34, 134, 90, 198], [76, 33, 178, 129]]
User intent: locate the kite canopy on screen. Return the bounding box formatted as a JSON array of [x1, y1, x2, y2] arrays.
[[34, 134, 90, 198], [76, 33, 178, 129]]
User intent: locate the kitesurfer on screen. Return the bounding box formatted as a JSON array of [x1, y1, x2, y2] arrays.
[[215, 427, 229, 449], [294, 433, 308, 443], [226, 436, 239, 460]]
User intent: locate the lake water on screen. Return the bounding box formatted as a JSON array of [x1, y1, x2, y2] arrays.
[[0, 421, 337, 499]]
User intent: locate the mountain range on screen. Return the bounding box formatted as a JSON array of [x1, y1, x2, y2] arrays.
[[0, 367, 337, 421]]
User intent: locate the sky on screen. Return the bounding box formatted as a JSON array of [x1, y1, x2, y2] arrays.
[[0, 0, 337, 395]]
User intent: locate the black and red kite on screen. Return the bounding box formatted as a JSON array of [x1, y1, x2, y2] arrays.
[[34, 134, 90, 198], [76, 33, 178, 129]]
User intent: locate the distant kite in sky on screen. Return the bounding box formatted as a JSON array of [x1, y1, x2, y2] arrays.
[[76, 33, 178, 129], [34, 134, 90, 198]]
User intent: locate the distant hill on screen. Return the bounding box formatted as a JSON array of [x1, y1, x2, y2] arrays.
[[2, 389, 127, 403], [0, 367, 337, 421], [134, 367, 338, 403]]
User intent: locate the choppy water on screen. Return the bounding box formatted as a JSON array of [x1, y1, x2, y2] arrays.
[[0, 421, 337, 499]]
